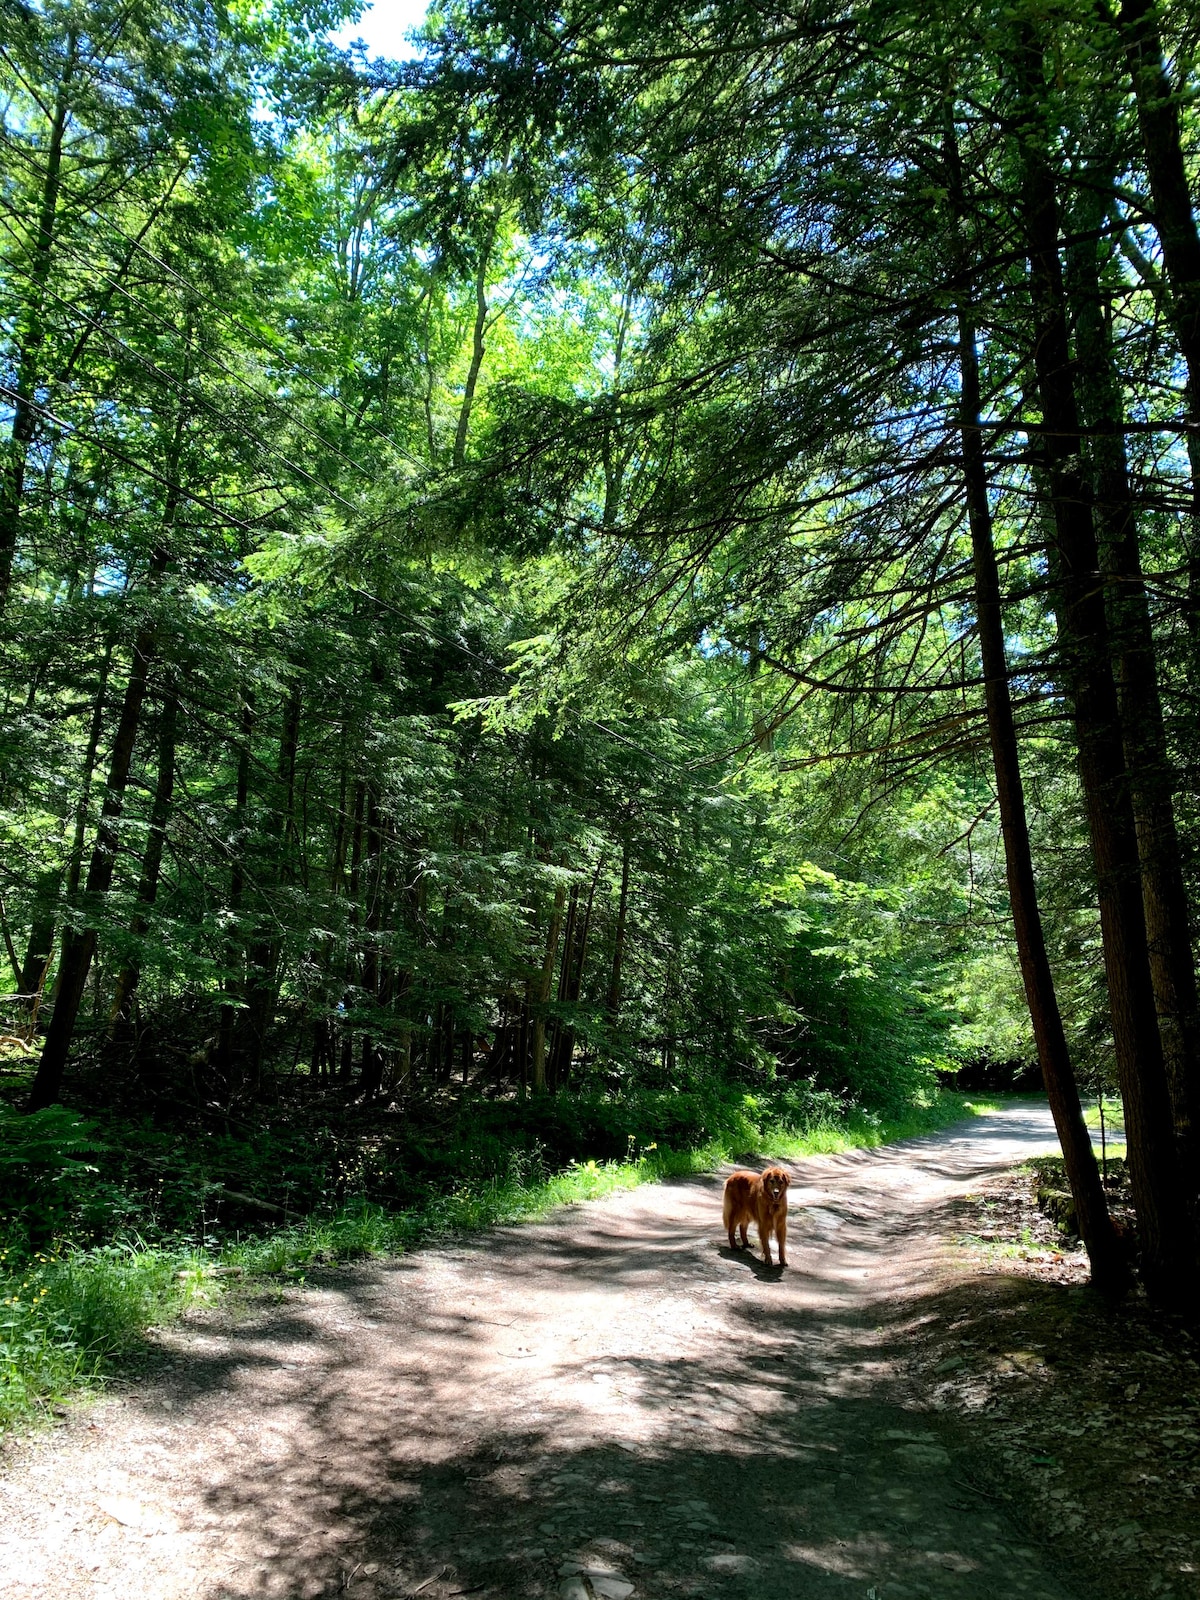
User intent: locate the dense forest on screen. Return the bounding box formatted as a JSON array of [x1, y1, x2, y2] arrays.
[[1, 0, 1199, 1316]]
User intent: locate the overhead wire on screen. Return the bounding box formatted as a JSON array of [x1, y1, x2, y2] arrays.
[[0, 188, 399, 492], [0, 381, 262, 532], [0, 126, 428, 468], [0, 226, 362, 516]]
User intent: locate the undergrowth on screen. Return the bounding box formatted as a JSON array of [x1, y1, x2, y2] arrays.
[[0, 1085, 1000, 1431], [0, 1244, 217, 1430]]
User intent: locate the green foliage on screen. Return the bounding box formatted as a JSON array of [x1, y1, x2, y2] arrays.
[[0, 0, 1037, 1132], [0, 1086, 992, 1430], [0, 1105, 105, 1246], [0, 1243, 217, 1429], [7, 0, 1184, 1397], [0, 1103, 103, 1172]]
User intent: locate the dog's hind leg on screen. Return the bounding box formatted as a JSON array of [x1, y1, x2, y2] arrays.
[[724, 1195, 739, 1250], [739, 1223, 749, 1248]]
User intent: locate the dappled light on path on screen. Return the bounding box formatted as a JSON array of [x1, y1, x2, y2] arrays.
[[0, 1104, 1078, 1600]]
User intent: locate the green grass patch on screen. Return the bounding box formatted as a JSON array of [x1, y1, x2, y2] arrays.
[[1080, 1097, 1126, 1157], [224, 1086, 1001, 1276], [0, 1086, 1001, 1431], [1082, 1096, 1122, 1126], [0, 1244, 219, 1430]]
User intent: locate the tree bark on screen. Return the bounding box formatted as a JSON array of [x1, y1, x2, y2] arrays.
[[1011, 24, 1196, 1305], [217, 698, 253, 1076], [951, 294, 1124, 1289], [552, 859, 602, 1089], [63, 638, 116, 903], [532, 880, 567, 1093], [606, 838, 632, 1023], [356, 791, 385, 1096], [1116, 0, 1200, 404], [108, 687, 178, 1033], [1065, 167, 1200, 1176], [1115, 0, 1200, 625], [547, 881, 580, 1087], [336, 780, 366, 1080], [239, 685, 303, 1081], [18, 871, 58, 1019], [20, 638, 111, 1016], [0, 31, 77, 611], [28, 553, 168, 1109], [451, 208, 502, 469]]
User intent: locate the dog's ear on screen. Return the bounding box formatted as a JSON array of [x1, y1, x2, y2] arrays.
[[781, 1170, 791, 1187]]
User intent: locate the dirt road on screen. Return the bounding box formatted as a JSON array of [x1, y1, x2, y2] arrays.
[[0, 1103, 1079, 1600]]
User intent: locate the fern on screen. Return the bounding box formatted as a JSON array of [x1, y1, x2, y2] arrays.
[[0, 1104, 105, 1174]]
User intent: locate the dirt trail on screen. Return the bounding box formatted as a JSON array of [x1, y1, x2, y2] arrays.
[[0, 1103, 1079, 1600]]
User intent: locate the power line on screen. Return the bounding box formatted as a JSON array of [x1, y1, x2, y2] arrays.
[[0, 128, 428, 468], [0, 189, 398, 489], [0, 229, 362, 516], [0, 381, 266, 533]]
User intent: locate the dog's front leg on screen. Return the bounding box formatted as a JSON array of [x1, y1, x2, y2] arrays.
[[758, 1225, 773, 1267], [776, 1217, 788, 1268]]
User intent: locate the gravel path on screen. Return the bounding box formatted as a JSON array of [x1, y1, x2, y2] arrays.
[[0, 1102, 1081, 1600]]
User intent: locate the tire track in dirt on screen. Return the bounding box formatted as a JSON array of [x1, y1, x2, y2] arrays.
[[0, 1102, 1078, 1600]]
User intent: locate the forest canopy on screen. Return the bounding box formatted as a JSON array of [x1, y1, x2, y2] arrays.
[[2, 0, 1199, 1307]]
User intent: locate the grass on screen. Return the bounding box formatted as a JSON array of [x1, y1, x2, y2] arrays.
[[1079, 1096, 1127, 1161], [0, 1086, 1001, 1431], [226, 1087, 1003, 1274], [0, 1243, 219, 1430]]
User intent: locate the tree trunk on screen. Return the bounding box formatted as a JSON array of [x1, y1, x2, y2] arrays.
[[397, 1027, 413, 1098], [452, 204, 503, 469], [552, 859, 603, 1089], [1116, 0, 1200, 628], [356, 792, 384, 1096], [532, 881, 567, 1093], [948, 293, 1124, 1288], [1065, 168, 1200, 1177], [518, 978, 531, 1099], [28, 561, 166, 1109], [337, 779, 366, 1080], [217, 698, 253, 1075], [310, 1017, 332, 1077], [548, 882, 580, 1088], [18, 871, 58, 1020], [606, 838, 631, 1023], [240, 685, 303, 1082], [16, 636, 113, 1010], [1117, 0, 1200, 405], [360, 1036, 383, 1100], [64, 637, 116, 903], [309, 732, 350, 1068], [0, 31, 77, 611], [1011, 24, 1196, 1305], [108, 687, 178, 1034]]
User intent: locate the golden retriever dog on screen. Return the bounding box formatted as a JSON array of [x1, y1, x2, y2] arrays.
[[723, 1165, 790, 1267]]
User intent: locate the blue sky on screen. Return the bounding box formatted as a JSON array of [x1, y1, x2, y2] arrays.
[[330, 1, 432, 60]]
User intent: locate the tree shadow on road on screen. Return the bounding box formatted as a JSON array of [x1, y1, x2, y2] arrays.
[[139, 1190, 1089, 1600], [104, 1107, 1188, 1600]]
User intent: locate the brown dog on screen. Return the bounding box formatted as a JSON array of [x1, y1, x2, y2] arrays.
[[723, 1165, 790, 1267]]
